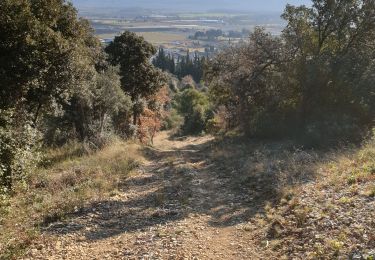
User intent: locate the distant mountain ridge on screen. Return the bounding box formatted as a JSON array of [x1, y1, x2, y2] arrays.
[[71, 0, 311, 13]]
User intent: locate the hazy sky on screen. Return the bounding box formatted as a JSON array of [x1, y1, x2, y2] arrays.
[[72, 0, 312, 12]]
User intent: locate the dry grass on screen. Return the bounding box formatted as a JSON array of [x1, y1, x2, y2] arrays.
[[209, 133, 374, 258], [1, 132, 374, 259], [135, 32, 186, 45], [261, 138, 375, 258], [0, 140, 142, 259], [327, 139, 375, 186], [209, 136, 322, 202], [97, 32, 188, 45]]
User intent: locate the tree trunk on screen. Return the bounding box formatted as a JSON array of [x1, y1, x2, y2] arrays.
[[32, 102, 42, 126], [99, 111, 106, 136], [133, 111, 137, 126]]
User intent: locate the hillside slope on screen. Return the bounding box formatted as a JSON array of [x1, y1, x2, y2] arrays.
[[18, 131, 374, 259]]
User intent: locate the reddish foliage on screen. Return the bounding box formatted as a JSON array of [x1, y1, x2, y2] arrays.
[[138, 86, 170, 144]]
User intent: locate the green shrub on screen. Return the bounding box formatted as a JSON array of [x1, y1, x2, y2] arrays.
[[162, 108, 183, 130], [206, 117, 221, 134], [175, 88, 213, 135], [304, 114, 363, 146], [0, 110, 41, 192]]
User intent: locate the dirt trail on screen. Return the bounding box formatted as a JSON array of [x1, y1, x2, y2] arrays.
[[26, 132, 265, 259]]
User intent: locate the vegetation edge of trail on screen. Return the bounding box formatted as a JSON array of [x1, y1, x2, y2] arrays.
[[0, 140, 143, 259]]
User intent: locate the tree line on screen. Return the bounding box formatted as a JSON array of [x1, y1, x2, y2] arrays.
[[205, 0, 375, 145], [191, 29, 223, 40], [152, 48, 206, 83], [0, 0, 168, 191]]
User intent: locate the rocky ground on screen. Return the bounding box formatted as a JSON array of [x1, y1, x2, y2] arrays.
[[23, 133, 270, 259], [23, 132, 374, 259], [268, 164, 375, 259]]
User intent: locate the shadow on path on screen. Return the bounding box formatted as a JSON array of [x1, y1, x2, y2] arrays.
[[44, 134, 321, 242]]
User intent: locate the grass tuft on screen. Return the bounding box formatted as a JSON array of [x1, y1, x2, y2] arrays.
[[0, 140, 142, 259]]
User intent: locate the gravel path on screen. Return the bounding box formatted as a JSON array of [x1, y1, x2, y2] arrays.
[[24, 132, 265, 260]]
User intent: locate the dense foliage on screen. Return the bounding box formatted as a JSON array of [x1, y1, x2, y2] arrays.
[[106, 32, 167, 126], [0, 0, 100, 190], [175, 88, 213, 135], [152, 48, 176, 74], [0, 1, 167, 191], [206, 0, 375, 145], [153, 48, 206, 83], [192, 29, 223, 40]]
